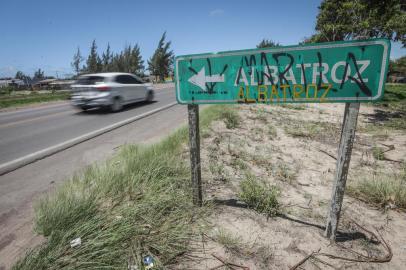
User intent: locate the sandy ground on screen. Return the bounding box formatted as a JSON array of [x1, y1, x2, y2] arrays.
[[180, 103, 406, 270]]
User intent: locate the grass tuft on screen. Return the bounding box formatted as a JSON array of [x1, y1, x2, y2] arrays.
[[273, 162, 297, 184], [214, 228, 243, 253], [219, 106, 241, 129], [267, 125, 277, 139], [372, 146, 385, 160], [348, 166, 406, 209], [239, 173, 280, 217], [283, 120, 338, 145], [280, 104, 306, 110]]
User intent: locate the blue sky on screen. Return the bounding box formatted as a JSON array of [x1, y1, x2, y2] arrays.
[[0, 0, 404, 78]]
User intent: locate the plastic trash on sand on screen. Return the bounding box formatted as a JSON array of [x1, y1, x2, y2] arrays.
[[70, 237, 81, 248], [143, 255, 154, 269]]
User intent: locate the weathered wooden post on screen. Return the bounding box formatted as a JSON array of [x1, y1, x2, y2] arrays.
[[187, 104, 202, 206], [325, 102, 360, 240]]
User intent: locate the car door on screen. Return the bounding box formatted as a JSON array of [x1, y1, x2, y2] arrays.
[[127, 75, 147, 100], [114, 75, 132, 102]]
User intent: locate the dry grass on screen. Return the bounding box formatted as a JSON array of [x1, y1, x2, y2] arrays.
[[214, 228, 244, 254], [238, 173, 280, 217], [348, 165, 406, 209]]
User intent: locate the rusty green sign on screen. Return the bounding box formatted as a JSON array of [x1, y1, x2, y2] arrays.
[[174, 39, 390, 104]]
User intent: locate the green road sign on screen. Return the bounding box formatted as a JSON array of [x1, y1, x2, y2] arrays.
[[175, 39, 390, 104]]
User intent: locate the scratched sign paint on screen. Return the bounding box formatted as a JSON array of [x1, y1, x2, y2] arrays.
[[175, 39, 390, 104]]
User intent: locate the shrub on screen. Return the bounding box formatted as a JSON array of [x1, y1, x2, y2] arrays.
[[239, 174, 279, 217]]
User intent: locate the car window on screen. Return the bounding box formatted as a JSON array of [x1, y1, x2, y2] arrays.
[[76, 76, 105, 85], [115, 75, 142, 84], [133, 75, 145, 84]]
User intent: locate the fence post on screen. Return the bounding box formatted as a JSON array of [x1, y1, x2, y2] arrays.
[[325, 102, 360, 240], [187, 104, 202, 206]]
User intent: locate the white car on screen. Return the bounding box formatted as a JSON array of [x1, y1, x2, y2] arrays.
[[71, 72, 154, 112]]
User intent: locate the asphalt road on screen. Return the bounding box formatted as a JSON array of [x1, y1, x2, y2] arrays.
[[0, 86, 175, 165]]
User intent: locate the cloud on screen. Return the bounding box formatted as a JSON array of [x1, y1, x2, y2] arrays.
[[209, 9, 224, 17]]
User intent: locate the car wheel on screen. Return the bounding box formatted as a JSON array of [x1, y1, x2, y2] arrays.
[[110, 97, 123, 112], [146, 90, 154, 102]]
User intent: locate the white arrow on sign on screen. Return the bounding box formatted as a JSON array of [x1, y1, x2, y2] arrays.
[[188, 67, 225, 91]]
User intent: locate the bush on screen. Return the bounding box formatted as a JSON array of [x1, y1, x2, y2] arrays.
[[239, 173, 280, 217], [348, 166, 406, 209], [219, 107, 241, 129]]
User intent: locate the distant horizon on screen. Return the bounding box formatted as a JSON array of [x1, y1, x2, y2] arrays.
[[0, 0, 404, 78]]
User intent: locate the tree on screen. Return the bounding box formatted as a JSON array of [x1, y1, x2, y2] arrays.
[[33, 69, 45, 80], [389, 56, 406, 76], [101, 43, 112, 72], [148, 32, 174, 81], [122, 45, 132, 72], [96, 55, 103, 73], [74, 41, 144, 74], [71, 47, 83, 75], [15, 71, 31, 85], [129, 44, 144, 75], [256, 39, 280, 48], [307, 0, 406, 45], [15, 71, 28, 80], [86, 40, 99, 73]]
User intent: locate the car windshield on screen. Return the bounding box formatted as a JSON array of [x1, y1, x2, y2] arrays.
[[76, 76, 106, 85]]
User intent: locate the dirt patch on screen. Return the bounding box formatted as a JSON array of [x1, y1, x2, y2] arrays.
[[184, 103, 406, 269]]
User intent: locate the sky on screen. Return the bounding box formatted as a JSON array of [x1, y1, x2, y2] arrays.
[[0, 0, 404, 78]]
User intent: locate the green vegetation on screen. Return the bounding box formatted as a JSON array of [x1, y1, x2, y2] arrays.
[[255, 108, 268, 123], [209, 162, 228, 182], [72, 40, 145, 76], [33, 68, 45, 80], [273, 162, 297, 184], [267, 125, 277, 139], [306, 0, 405, 45], [148, 32, 174, 82], [249, 152, 270, 168], [239, 173, 280, 217], [348, 166, 406, 210], [252, 126, 264, 141], [280, 104, 306, 110], [214, 228, 243, 253], [389, 56, 406, 77], [219, 106, 241, 129], [256, 39, 280, 48], [0, 86, 16, 96], [0, 91, 70, 109], [372, 146, 385, 160], [380, 84, 406, 110], [364, 84, 406, 131], [230, 158, 248, 171], [13, 105, 230, 270], [284, 120, 337, 141]]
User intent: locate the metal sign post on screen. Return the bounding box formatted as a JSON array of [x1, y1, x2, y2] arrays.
[[175, 39, 390, 240]]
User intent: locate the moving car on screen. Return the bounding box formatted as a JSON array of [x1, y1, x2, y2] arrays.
[[71, 72, 154, 112]]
